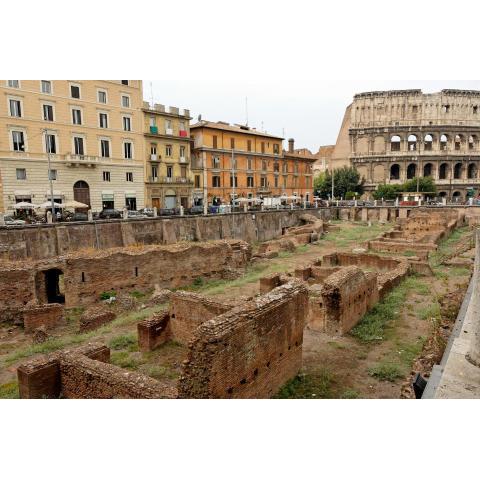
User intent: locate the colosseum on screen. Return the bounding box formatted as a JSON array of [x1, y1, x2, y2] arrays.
[[331, 89, 480, 201]]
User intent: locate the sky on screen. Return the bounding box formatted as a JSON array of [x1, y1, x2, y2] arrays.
[[145, 80, 480, 153]]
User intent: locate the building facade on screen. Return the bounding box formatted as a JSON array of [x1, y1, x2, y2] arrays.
[[0, 80, 145, 213], [190, 121, 314, 206], [332, 89, 480, 201], [142, 103, 193, 209]]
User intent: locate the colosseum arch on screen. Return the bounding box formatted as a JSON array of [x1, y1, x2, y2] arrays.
[[390, 135, 401, 152], [468, 163, 478, 179], [373, 136, 386, 153], [356, 137, 369, 154], [407, 134, 418, 151], [440, 134, 449, 151], [424, 134, 434, 151], [469, 135, 477, 150], [373, 164, 385, 182], [406, 163, 417, 179], [356, 165, 369, 182], [454, 134, 464, 151], [454, 162, 463, 179], [439, 163, 449, 180], [452, 191, 462, 202], [390, 164, 401, 180], [423, 163, 434, 178]]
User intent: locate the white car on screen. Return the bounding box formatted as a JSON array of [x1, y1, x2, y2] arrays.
[[4, 216, 26, 225]]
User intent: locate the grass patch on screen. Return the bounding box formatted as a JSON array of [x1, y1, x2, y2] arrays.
[[340, 388, 360, 399], [419, 303, 441, 321], [323, 223, 392, 248], [295, 245, 310, 253], [0, 381, 19, 399], [448, 267, 471, 277], [99, 290, 116, 300], [368, 362, 403, 382], [275, 369, 334, 399], [110, 351, 144, 370], [146, 365, 179, 380], [327, 341, 346, 350], [430, 227, 470, 266], [2, 305, 164, 368], [130, 290, 146, 299], [109, 333, 137, 351]]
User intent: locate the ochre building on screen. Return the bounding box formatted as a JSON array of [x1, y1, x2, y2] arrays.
[[142, 103, 193, 209], [190, 121, 314, 206], [331, 89, 480, 201], [0, 80, 145, 213]]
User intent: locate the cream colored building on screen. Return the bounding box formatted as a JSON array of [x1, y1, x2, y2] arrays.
[[0, 80, 145, 214], [142, 103, 193, 209]]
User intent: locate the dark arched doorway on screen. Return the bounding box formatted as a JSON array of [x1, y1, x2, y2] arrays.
[[73, 180, 91, 208]]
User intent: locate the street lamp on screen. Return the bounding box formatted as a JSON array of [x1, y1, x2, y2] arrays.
[[44, 128, 56, 221]]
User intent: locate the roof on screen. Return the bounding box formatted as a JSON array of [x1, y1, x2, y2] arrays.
[[190, 121, 284, 140], [282, 149, 316, 162]]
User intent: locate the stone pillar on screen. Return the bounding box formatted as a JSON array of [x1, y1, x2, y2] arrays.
[[87, 210, 93, 222], [243, 204, 248, 212], [289, 203, 293, 210], [303, 200, 307, 209], [0, 214, 4, 226], [374, 200, 377, 207], [46, 211, 53, 224], [123, 208, 128, 220], [442, 196, 447, 206], [315, 201, 318, 208], [203, 203, 208, 215], [467, 229, 480, 366], [153, 207, 158, 217], [179, 206, 184, 216]]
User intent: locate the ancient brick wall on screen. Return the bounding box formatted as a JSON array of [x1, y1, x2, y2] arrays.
[[78, 307, 116, 333], [0, 267, 36, 323], [178, 280, 308, 399], [138, 311, 172, 352], [23, 303, 64, 333]]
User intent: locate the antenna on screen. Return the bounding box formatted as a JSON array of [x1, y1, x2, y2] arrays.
[[198, 114, 202, 122], [245, 96, 249, 126], [150, 82, 154, 108]]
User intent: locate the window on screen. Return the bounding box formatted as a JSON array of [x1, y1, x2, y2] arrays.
[[166, 145, 172, 156], [474, 106, 478, 115], [180, 145, 185, 157], [124, 141, 133, 159], [412, 105, 418, 114], [72, 108, 82, 125], [12, 131, 25, 151], [150, 144, 157, 155], [230, 175, 238, 187], [41, 80, 52, 94], [247, 140, 252, 152], [261, 142, 265, 153], [212, 156, 220, 168], [442, 104, 450, 114], [8, 80, 19, 88], [70, 85, 80, 99], [212, 175, 221, 187], [230, 138, 235, 149], [121, 95, 130, 108], [43, 104, 54, 121], [274, 162, 279, 172], [126, 172, 133, 182], [179, 121, 186, 131], [49, 169, 57, 181], [103, 171, 111, 182], [273, 143, 280, 154], [123, 116, 131, 131], [247, 176, 254, 187], [262, 160, 267, 171], [151, 165, 158, 179], [247, 157, 253, 170], [166, 166, 173, 178], [16, 168, 26, 180], [98, 90, 107, 104], [9, 99, 21, 117], [274, 176, 278, 187], [101, 139, 110, 158], [181, 165, 187, 178], [99, 113, 108, 128], [74, 137, 84, 155], [121, 80, 129, 85], [194, 175, 200, 188], [212, 136, 218, 148], [149, 116, 156, 127], [261, 176, 267, 187], [45, 134, 56, 154]]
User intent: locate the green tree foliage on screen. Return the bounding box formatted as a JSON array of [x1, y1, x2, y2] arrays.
[[372, 184, 401, 200], [314, 167, 364, 199], [373, 177, 437, 200]]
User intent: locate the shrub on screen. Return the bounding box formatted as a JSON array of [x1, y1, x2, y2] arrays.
[[100, 290, 116, 300]]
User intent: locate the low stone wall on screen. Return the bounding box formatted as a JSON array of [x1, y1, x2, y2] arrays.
[[23, 303, 64, 333], [79, 307, 116, 333], [178, 280, 308, 399]]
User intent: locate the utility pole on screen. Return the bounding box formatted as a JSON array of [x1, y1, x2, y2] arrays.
[[231, 148, 235, 238], [45, 128, 56, 221], [331, 167, 335, 201]]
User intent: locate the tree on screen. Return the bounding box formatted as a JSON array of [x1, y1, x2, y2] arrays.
[[314, 166, 364, 199], [372, 184, 401, 200], [403, 177, 437, 194]]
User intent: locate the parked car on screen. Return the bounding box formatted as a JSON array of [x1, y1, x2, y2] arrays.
[[159, 208, 177, 216], [99, 209, 122, 219], [127, 210, 148, 219], [140, 208, 155, 217], [3, 216, 26, 225], [68, 212, 88, 222], [187, 205, 204, 215]]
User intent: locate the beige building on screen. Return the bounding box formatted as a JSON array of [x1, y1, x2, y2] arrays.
[[0, 80, 145, 213], [332, 89, 480, 201], [312, 145, 334, 177], [142, 103, 193, 209]]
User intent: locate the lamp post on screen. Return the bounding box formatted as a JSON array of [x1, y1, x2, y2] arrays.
[[44, 128, 56, 221]]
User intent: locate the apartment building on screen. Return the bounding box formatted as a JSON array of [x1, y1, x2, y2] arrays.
[[0, 80, 144, 213], [142, 103, 193, 209], [190, 121, 314, 205]]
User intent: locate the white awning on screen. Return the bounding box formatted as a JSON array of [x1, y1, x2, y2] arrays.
[[14, 190, 32, 196]]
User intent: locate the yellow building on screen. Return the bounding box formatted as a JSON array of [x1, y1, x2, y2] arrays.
[[142, 103, 193, 209], [0, 80, 145, 213]]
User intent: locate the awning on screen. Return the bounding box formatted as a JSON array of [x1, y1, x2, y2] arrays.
[[125, 191, 136, 198], [102, 191, 114, 200], [14, 190, 32, 196]]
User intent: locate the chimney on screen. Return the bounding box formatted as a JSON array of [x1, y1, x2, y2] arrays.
[[288, 138, 295, 153]]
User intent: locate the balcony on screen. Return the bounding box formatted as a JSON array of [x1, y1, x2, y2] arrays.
[[179, 156, 187, 163], [165, 128, 173, 135], [148, 176, 159, 183], [179, 130, 188, 137], [65, 154, 101, 167], [159, 176, 193, 184], [150, 126, 158, 134], [150, 154, 158, 161]]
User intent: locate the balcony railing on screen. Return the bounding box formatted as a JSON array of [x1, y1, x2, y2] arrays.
[[159, 176, 193, 184], [165, 128, 173, 135], [179, 156, 187, 163], [179, 130, 188, 137], [150, 126, 158, 134]]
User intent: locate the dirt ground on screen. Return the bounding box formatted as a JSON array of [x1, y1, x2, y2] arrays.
[[0, 221, 473, 399]]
